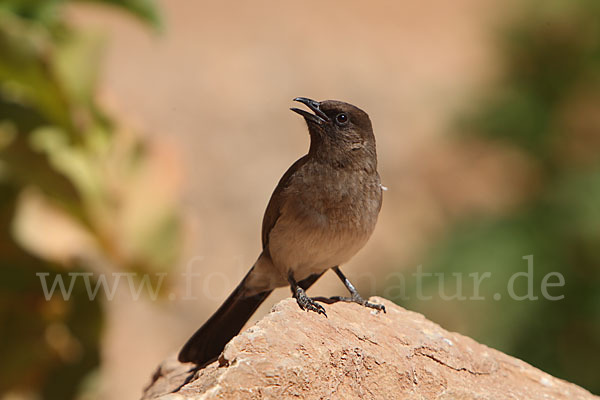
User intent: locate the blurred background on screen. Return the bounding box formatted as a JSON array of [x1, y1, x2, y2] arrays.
[[1, 0, 598, 398]]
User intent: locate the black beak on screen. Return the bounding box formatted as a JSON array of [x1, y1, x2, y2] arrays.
[[291, 97, 330, 124]]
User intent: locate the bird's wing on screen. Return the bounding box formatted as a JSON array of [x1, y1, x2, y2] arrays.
[[261, 155, 309, 249]]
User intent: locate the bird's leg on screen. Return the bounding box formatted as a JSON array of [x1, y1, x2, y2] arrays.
[[288, 273, 327, 316], [331, 266, 386, 313]]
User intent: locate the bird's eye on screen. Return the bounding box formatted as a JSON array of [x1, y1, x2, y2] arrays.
[[335, 113, 349, 125]]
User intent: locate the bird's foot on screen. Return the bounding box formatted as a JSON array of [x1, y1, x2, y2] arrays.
[[294, 286, 327, 317], [330, 294, 386, 313]]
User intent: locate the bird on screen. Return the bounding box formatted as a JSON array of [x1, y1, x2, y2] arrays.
[[178, 97, 385, 366]]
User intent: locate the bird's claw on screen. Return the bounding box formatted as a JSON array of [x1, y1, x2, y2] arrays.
[[295, 287, 327, 317], [330, 294, 386, 313], [365, 301, 386, 313]]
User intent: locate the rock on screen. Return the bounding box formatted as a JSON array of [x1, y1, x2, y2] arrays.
[[142, 297, 597, 400]]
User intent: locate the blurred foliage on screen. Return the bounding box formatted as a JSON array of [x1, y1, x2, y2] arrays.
[[390, 0, 600, 394], [0, 0, 180, 399], [0, 0, 161, 30]]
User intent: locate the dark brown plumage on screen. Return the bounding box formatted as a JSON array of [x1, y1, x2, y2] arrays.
[[178, 98, 385, 366]]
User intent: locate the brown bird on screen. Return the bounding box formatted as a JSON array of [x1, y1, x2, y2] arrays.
[[178, 97, 385, 366]]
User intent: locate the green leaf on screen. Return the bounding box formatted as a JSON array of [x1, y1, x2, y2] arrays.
[[0, 0, 64, 26], [0, 14, 73, 131], [53, 30, 105, 106], [73, 0, 163, 31], [29, 126, 103, 202]]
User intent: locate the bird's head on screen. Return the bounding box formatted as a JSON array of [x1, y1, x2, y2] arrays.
[[291, 97, 377, 169]]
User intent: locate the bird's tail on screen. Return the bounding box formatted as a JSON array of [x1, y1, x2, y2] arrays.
[[178, 267, 272, 366]]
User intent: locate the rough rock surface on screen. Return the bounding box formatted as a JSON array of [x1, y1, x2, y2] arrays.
[[142, 297, 597, 400]]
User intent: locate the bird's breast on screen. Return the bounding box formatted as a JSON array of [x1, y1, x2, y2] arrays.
[[267, 163, 382, 280]]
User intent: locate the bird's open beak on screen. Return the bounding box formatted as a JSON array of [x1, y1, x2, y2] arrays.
[[290, 97, 330, 124]]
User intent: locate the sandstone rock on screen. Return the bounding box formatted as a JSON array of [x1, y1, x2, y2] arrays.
[[142, 297, 597, 400]]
